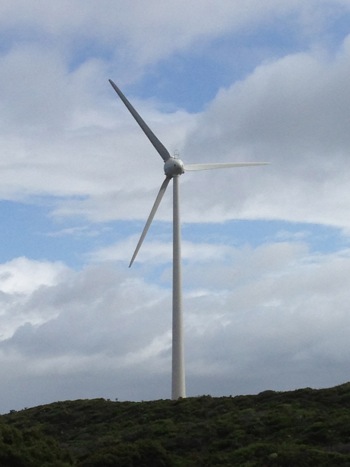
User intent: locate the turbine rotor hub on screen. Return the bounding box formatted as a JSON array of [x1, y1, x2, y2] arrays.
[[164, 157, 185, 177]]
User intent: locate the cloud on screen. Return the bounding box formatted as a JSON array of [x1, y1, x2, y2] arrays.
[[1, 241, 350, 411], [0, 1, 348, 82], [0, 258, 173, 410], [0, 258, 69, 342], [0, 1, 309, 68], [0, 2, 349, 230], [181, 35, 350, 228], [0, 257, 67, 294], [1, 19, 350, 229]]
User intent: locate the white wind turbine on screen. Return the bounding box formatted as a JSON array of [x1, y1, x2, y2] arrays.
[[109, 79, 268, 400]]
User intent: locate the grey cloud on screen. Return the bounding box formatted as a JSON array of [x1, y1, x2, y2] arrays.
[[1, 264, 171, 358], [1, 241, 350, 412]]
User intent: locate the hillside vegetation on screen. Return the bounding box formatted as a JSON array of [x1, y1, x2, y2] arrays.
[[1, 383, 350, 466]]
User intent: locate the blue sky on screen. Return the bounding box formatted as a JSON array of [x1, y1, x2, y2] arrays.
[[1, 0, 350, 413]]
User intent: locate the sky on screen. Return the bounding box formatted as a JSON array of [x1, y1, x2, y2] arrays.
[[1, 0, 350, 413]]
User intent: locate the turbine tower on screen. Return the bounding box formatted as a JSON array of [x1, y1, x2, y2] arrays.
[[109, 79, 268, 399]]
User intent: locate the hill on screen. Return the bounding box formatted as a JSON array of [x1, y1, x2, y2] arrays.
[[1, 383, 350, 466]]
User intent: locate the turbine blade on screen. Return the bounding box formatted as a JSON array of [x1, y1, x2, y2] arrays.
[[184, 162, 270, 171], [129, 176, 171, 267], [109, 79, 171, 162]]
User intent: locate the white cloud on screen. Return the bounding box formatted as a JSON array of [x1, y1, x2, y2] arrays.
[[0, 257, 69, 341], [180, 35, 350, 228], [0, 257, 67, 295], [0, 2, 349, 229]]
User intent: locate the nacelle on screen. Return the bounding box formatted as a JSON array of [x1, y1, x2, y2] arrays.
[[164, 157, 185, 177]]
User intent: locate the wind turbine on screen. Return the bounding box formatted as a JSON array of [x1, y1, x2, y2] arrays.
[[109, 79, 268, 400]]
